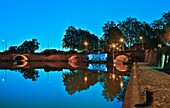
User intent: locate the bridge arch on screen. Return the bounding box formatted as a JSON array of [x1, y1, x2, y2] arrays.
[[114, 54, 130, 63], [13, 54, 29, 61], [13, 54, 29, 68], [13, 61, 28, 68]]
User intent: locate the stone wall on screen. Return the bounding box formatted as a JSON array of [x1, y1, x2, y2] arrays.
[[146, 47, 170, 70], [0, 53, 88, 61]]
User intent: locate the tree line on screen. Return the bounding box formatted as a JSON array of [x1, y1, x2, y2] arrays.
[[3, 11, 170, 53], [62, 11, 170, 52]]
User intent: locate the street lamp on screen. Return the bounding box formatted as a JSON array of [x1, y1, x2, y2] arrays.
[[120, 38, 124, 51], [139, 36, 144, 50], [112, 44, 116, 48], [84, 41, 88, 50]]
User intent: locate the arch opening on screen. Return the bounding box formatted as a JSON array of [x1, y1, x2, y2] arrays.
[[13, 55, 28, 68]]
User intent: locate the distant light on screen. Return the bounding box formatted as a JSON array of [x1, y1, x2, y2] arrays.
[[120, 81, 123, 88], [161, 54, 165, 68], [112, 44, 116, 48], [84, 41, 88, 46], [139, 36, 143, 40], [112, 74, 115, 79], [84, 76, 88, 82], [2, 78, 5, 82], [120, 38, 124, 42]]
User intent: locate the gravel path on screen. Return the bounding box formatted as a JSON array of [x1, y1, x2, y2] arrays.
[[136, 62, 170, 108]]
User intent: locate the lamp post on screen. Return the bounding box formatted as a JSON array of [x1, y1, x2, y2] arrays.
[[120, 38, 124, 51], [2, 40, 5, 52], [139, 36, 144, 50]]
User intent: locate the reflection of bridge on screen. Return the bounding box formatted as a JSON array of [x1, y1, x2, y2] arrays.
[[0, 61, 132, 76], [0, 51, 143, 75]]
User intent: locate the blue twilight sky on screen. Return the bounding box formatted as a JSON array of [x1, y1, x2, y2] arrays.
[[0, 0, 170, 52]]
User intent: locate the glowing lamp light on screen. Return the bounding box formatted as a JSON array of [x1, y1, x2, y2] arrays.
[[112, 74, 115, 79], [112, 44, 116, 48], [84, 41, 88, 46], [2, 78, 5, 82], [120, 81, 124, 88], [84, 76, 88, 82], [139, 36, 143, 40], [120, 38, 124, 42]]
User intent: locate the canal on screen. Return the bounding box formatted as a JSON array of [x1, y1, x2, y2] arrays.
[[0, 61, 131, 108]]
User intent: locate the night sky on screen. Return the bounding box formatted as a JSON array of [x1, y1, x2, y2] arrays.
[[0, 0, 170, 52]]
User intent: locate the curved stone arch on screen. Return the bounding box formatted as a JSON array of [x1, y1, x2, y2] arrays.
[[114, 54, 130, 62], [13, 61, 28, 68], [13, 54, 29, 61]]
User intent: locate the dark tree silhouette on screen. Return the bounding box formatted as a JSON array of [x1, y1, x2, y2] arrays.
[[62, 70, 98, 95], [118, 17, 143, 48], [99, 73, 122, 102], [116, 77, 130, 102], [101, 21, 123, 52], [17, 39, 40, 53], [19, 69, 40, 81], [62, 26, 99, 51], [6, 39, 40, 53]]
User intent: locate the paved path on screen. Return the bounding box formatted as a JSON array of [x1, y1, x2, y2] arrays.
[[123, 62, 143, 108], [123, 62, 170, 108]]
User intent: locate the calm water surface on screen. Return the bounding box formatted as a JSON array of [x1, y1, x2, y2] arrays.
[[0, 62, 130, 108]]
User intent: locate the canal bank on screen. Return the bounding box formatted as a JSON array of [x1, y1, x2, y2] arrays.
[[123, 62, 170, 108]]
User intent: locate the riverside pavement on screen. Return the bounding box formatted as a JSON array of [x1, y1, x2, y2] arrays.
[[123, 62, 170, 108]]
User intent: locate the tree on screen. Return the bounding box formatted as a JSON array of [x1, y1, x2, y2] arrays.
[[8, 46, 18, 53], [151, 19, 165, 44], [161, 11, 170, 44], [20, 69, 40, 81], [101, 21, 123, 52], [6, 39, 40, 53], [17, 39, 40, 53], [102, 21, 116, 36], [162, 11, 170, 24], [62, 26, 78, 50], [118, 17, 143, 48], [140, 22, 158, 49], [62, 26, 99, 51]]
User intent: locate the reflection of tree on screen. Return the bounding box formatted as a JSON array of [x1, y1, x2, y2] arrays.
[[99, 73, 122, 102], [19, 69, 40, 81], [62, 70, 98, 95], [116, 76, 129, 102]]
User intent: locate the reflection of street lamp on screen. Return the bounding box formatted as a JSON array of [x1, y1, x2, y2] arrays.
[[120, 76, 124, 88], [120, 81, 123, 88], [2, 70, 7, 85], [139, 36, 144, 50], [120, 38, 124, 51], [84, 73, 88, 83]]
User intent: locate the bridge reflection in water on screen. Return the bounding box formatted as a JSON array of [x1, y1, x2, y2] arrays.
[[0, 54, 132, 108]]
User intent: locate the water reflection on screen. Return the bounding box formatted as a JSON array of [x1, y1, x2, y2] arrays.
[[0, 61, 131, 103], [1, 69, 7, 84]]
